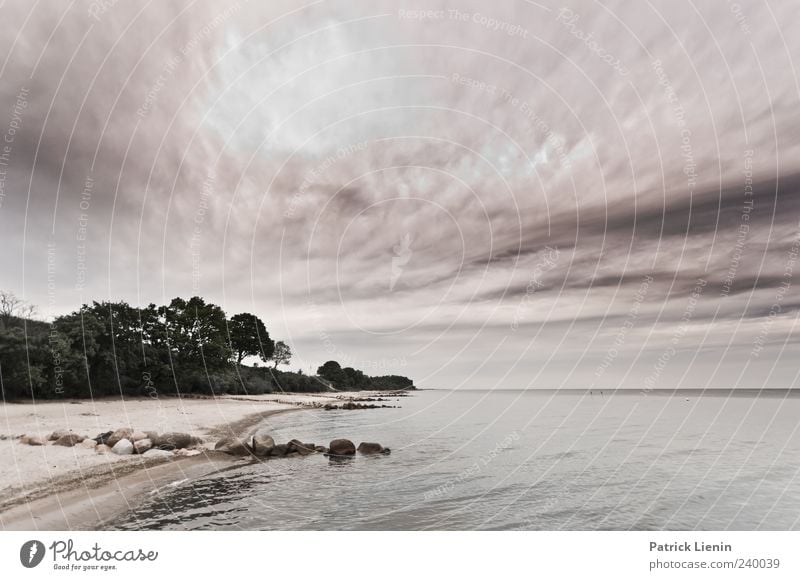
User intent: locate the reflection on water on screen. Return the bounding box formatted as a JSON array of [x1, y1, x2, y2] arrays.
[[110, 390, 800, 530]]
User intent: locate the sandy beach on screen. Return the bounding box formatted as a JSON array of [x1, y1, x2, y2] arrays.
[[0, 392, 362, 530]]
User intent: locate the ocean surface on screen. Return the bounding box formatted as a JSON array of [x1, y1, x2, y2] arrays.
[[109, 389, 800, 530]]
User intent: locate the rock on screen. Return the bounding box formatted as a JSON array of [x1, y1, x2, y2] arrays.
[[154, 432, 199, 450], [95, 444, 112, 454], [133, 438, 153, 454], [357, 442, 386, 455], [287, 440, 316, 455], [22, 435, 45, 446], [94, 430, 113, 445], [315, 445, 328, 453], [299, 442, 317, 455], [131, 431, 148, 442], [175, 449, 201, 457], [111, 438, 134, 455], [106, 428, 133, 447], [143, 449, 173, 459], [328, 438, 356, 456], [270, 443, 289, 457], [54, 434, 84, 447], [216, 438, 253, 456], [80, 438, 98, 449], [251, 430, 275, 456], [48, 429, 71, 441]]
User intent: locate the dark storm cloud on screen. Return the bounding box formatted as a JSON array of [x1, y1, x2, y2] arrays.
[[1, 0, 799, 387], [481, 172, 800, 297]]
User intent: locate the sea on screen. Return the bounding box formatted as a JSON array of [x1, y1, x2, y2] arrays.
[[109, 389, 800, 530]]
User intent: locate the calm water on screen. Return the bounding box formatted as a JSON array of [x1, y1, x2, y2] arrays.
[[109, 389, 800, 530]]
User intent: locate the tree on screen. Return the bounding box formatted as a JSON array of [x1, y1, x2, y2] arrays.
[[370, 374, 415, 390], [342, 367, 369, 390], [1, 294, 336, 399], [228, 313, 274, 364], [271, 341, 292, 369], [0, 291, 24, 329], [317, 360, 346, 386], [160, 296, 229, 370], [0, 326, 48, 398]]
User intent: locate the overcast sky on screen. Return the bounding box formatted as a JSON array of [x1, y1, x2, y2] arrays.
[[1, 0, 799, 389]]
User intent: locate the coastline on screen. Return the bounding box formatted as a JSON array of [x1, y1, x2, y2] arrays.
[[0, 392, 372, 530]]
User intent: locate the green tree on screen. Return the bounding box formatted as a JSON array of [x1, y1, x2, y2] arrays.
[[228, 312, 274, 364]]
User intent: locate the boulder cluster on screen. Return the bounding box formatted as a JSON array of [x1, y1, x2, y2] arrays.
[[16, 427, 391, 462], [18, 427, 202, 458], [322, 401, 396, 410], [215, 430, 390, 459]]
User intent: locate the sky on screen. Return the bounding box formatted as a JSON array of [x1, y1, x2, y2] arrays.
[[0, 0, 799, 389]]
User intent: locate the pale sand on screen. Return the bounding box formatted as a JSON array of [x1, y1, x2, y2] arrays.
[[0, 392, 355, 529]]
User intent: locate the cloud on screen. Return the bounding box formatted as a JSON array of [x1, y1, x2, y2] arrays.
[[1, 0, 799, 388]]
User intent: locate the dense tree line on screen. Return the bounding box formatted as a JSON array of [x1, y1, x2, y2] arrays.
[[0, 292, 414, 400], [316, 360, 414, 391]]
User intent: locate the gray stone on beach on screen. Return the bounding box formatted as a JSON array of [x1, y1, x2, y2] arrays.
[[111, 438, 134, 455], [143, 449, 173, 459], [93, 431, 113, 445], [134, 438, 153, 454], [175, 449, 201, 457], [328, 439, 356, 456], [80, 438, 98, 449], [48, 429, 71, 441], [95, 444, 112, 454], [131, 431, 148, 442], [54, 433, 84, 447], [154, 432, 199, 450], [106, 428, 133, 447], [22, 435, 45, 446], [216, 437, 253, 456]]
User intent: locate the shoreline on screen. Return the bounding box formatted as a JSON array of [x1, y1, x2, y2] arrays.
[[0, 392, 398, 530], [0, 451, 238, 530]]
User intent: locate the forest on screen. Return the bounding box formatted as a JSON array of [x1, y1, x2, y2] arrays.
[[0, 291, 414, 400]]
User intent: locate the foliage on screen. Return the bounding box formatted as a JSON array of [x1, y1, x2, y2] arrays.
[[0, 290, 415, 400], [316, 360, 414, 391], [228, 312, 274, 364], [270, 340, 292, 368]]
